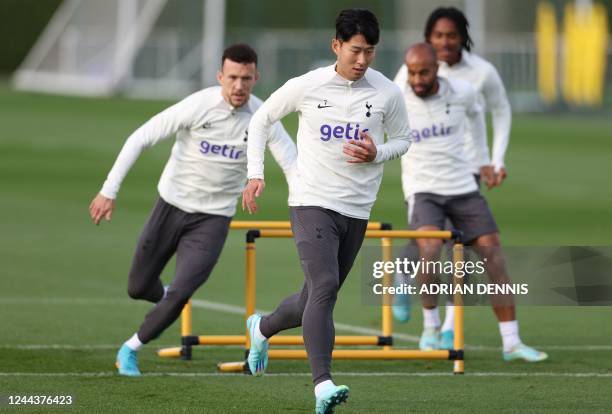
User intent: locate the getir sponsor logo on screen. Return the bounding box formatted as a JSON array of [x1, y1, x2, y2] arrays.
[[320, 123, 369, 142], [411, 123, 455, 142], [199, 140, 243, 159]]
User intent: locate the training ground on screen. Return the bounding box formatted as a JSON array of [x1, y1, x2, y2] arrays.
[[1, 83, 611, 413]]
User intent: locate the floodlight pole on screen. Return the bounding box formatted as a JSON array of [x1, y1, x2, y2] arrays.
[[202, 0, 226, 87], [111, 0, 167, 92], [464, 0, 486, 54], [115, 0, 138, 87]]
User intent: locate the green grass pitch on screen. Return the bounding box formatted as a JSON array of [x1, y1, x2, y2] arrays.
[[1, 83, 611, 412]]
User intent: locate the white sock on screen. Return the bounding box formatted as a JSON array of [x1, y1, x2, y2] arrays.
[[423, 307, 440, 329], [125, 333, 143, 351], [253, 317, 268, 342], [441, 303, 455, 332], [314, 380, 336, 397], [499, 320, 521, 352]]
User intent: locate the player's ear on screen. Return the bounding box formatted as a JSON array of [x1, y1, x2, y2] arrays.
[[331, 38, 341, 57], [216, 70, 223, 85], [255, 70, 260, 82]]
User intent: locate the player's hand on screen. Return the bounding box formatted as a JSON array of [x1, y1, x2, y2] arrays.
[[242, 178, 265, 214], [493, 166, 507, 187], [343, 131, 377, 163], [89, 193, 115, 225], [480, 166, 496, 190]]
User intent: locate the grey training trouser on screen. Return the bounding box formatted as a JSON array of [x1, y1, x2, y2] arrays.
[[259, 206, 367, 385], [127, 197, 231, 343]]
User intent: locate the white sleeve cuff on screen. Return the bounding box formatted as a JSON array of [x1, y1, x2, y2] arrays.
[[99, 185, 118, 200]]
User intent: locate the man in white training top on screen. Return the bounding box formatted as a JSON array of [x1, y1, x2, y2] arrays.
[[392, 7, 516, 352], [88, 44, 297, 376], [241, 9, 411, 414], [397, 42, 547, 362], [395, 7, 511, 185]]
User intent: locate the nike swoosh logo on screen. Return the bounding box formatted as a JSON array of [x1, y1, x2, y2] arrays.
[[317, 104, 333, 109]]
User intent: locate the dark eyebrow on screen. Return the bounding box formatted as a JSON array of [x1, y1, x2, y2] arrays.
[[350, 46, 375, 51]]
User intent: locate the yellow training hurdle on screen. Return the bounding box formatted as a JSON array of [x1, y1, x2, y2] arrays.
[[157, 221, 390, 357], [157, 221, 465, 374]]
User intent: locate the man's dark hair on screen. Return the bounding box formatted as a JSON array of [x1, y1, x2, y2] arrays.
[[424, 7, 473, 52], [335, 9, 380, 46], [221, 43, 258, 67]]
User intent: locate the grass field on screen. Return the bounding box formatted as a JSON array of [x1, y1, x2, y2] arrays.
[[1, 83, 612, 413]]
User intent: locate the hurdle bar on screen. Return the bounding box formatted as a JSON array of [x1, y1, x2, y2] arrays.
[[215, 229, 465, 374], [157, 220, 391, 360], [229, 221, 389, 230]]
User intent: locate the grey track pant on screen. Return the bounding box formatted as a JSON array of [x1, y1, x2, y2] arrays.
[[259, 206, 367, 385], [127, 198, 230, 343]]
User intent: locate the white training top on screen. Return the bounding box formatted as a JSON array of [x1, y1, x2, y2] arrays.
[[394, 49, 511, 172], [100, 86, 297, 217], [247, 64, 412, 219], [398, 77, 490, 198]]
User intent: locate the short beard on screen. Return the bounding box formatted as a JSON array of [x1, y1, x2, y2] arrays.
[[412, 82, 435, 97]]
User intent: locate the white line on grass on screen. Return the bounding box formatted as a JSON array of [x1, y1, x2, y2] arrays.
[[2, 297, 611, 351], [0, 298, 136, 305], [2, 344, 612, 351], [189, 299, 423, 343], [0, 344, 243, 350], [0, 297, 420, 343], [464, 344, 612, 351], [1, 372, 611, 378]]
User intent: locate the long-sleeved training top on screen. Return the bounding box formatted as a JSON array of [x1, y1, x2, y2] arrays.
[[394, 49, 511, 173], [398, 76, 490, 198], [247, 64, 412, 219], [100, 86, 297, 217]]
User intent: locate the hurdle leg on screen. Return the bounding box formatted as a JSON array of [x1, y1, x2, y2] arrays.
[[381, 237, 393, 350], [453, 243, 465, 374], [181, 299, 193, 360], [243, 231, 259, 372], [245, 233, 257, 348]]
